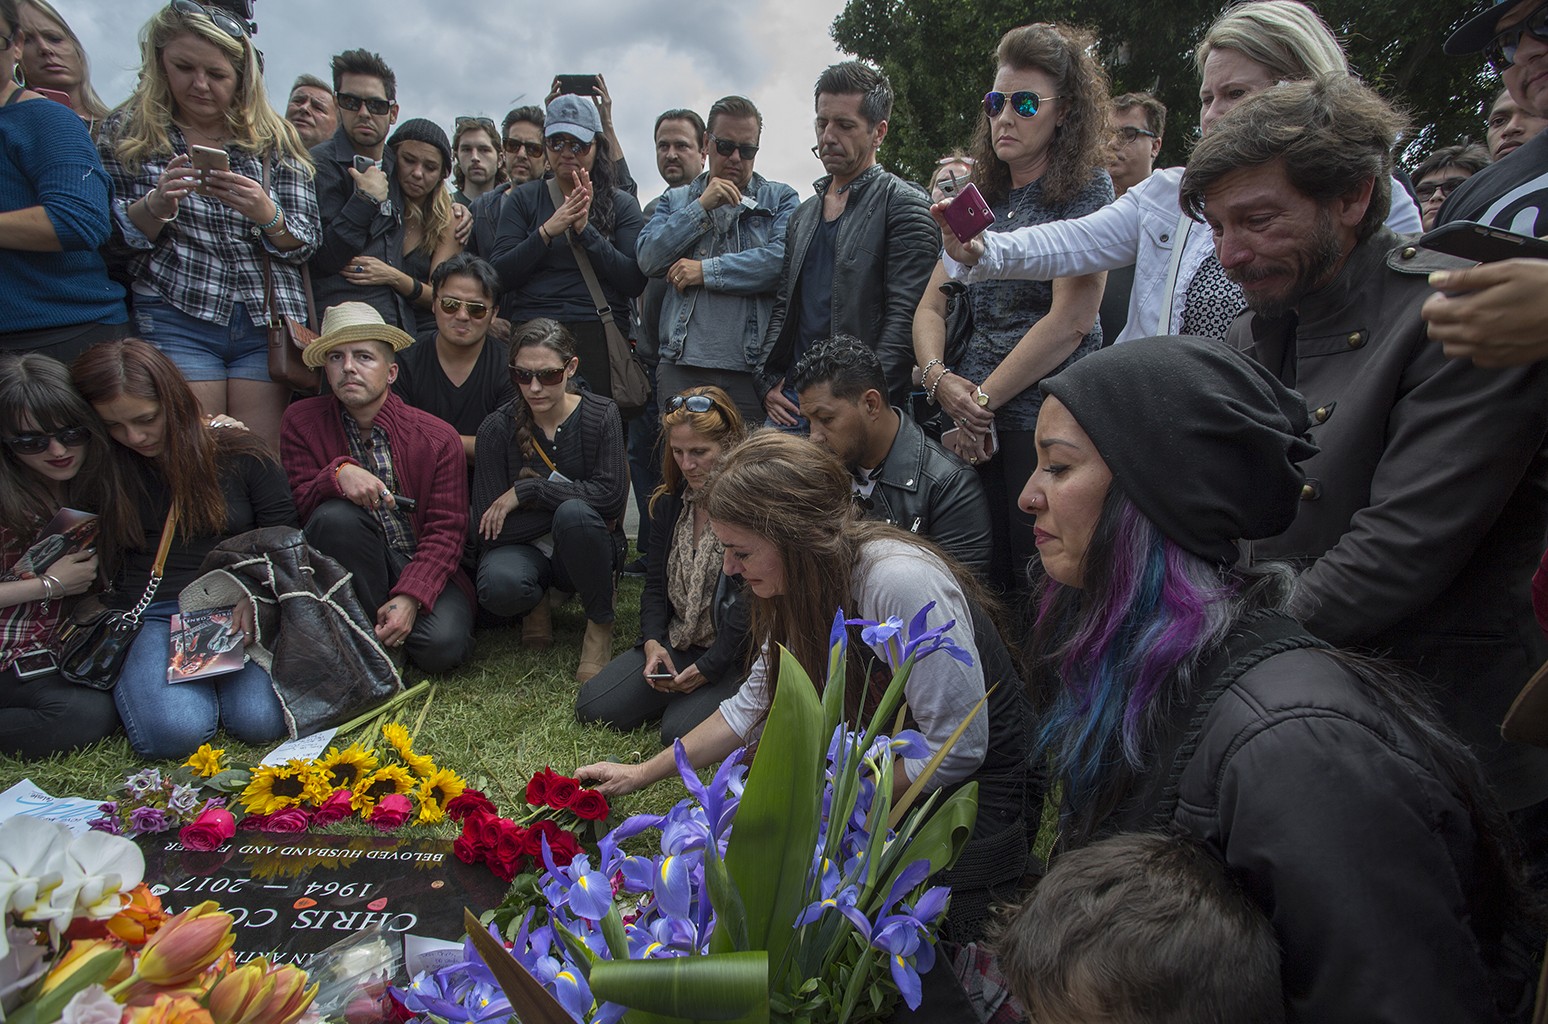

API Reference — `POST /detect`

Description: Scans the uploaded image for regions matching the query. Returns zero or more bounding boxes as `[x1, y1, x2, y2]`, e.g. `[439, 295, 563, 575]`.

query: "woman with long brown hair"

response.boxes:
[97, 1, 319, 447]
[576, 386, 750, 743]
[72, 338, 295, 758]
[578, 431, 1032, 941]
[471, 318, 628, 683]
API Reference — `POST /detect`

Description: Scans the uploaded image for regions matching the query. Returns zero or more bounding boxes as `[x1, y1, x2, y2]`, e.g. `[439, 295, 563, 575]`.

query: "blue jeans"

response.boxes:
[114, 600, 288, 759]
[132, 294, 270, 382]
[626, 363, 661, 556]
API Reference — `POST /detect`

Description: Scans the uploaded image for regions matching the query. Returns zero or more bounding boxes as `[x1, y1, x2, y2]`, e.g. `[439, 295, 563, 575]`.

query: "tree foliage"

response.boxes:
[831, 0, 1501, 184]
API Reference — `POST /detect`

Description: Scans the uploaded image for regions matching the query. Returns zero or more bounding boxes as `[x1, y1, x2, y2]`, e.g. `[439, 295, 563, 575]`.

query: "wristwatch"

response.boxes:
[974, 386, 990, 408]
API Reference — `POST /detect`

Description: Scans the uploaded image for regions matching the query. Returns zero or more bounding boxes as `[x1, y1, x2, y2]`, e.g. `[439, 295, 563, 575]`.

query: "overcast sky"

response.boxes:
[69, 0, 853, 206]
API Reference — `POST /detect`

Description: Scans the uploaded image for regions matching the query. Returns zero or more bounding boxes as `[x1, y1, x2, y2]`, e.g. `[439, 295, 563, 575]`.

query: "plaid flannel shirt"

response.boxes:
[98, 118, 320, 326]
[342, 407, 416, 557]
[0, 528, 58, 671]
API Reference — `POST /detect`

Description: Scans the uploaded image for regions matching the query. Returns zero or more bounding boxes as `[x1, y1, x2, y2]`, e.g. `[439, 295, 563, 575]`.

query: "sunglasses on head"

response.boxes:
[1486, 2, 1548, 72]
[4, 425, 91, 455]
[168, 0, 248, 39]
[335, 92, 393, 116]
[504, 138, 544, 157]
[707, 133, 759, 159]
[1111, 125, 1157, 144]
[510, 365, 567, 386]
[456, 115, 496, 133]
[546, 135, 592, 155]
[667, 394, 717, 414]
[983, 90, 1061, 119]
[437, 296, 490, 319]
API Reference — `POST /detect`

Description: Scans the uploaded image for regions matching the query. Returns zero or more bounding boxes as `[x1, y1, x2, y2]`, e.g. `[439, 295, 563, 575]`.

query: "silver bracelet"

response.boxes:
[39, 574, 63, 601]
[145, 189, 179, 223]
[926, 368, 952, 405]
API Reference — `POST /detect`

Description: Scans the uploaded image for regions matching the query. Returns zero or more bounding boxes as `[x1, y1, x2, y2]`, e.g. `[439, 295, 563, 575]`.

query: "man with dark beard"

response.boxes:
[1179, 77, 1548, 861]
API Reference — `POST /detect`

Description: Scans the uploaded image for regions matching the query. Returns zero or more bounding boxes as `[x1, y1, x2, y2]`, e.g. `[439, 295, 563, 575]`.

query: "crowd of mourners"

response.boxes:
[6, 0, 1548, 1019]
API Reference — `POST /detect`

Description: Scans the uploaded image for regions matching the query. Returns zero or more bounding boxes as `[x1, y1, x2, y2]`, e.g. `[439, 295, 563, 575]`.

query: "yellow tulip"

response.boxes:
[134, 901, 235, 987]
[124, 992, 215, 1024]
[251, 964, 317, 1024]
[207, 961, 276, 1024]
[40, 938, 127, 994]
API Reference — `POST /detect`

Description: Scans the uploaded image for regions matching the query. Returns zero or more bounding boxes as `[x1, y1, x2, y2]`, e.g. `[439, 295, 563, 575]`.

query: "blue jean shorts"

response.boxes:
[132, 293, 270, 382]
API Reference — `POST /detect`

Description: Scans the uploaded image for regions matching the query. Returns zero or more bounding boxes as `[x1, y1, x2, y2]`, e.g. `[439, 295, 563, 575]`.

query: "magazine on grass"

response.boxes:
[11, 508, 97, 579]
[169, 606, 246, 681]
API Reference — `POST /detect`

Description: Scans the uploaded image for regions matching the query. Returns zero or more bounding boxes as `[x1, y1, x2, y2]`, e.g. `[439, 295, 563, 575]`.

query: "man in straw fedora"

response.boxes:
[280, 302, 475, 673]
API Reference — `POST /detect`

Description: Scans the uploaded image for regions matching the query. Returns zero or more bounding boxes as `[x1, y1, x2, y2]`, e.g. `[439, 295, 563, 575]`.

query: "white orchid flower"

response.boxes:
[46, 830, 144, 929]
[0, 818, 69, 958]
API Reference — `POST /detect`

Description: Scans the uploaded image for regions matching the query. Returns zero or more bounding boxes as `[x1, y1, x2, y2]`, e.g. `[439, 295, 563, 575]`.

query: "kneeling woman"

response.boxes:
[73, 339, 296, 759]
[0, 354, 134, 756]
[579, 432, 1030, 941]
[473, 319, 628, 683]
[1021, 336, 1532, 1020]
[576, 386, 750, 744]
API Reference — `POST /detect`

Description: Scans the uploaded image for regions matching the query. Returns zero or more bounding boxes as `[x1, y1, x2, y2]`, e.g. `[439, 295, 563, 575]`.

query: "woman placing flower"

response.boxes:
[576, 386, 750, 744]
[578, 432, 1031, 941]
[98, 2, 320, 447]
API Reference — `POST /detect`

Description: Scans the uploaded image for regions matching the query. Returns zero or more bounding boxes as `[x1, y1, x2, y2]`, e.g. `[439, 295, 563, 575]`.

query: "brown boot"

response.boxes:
[521, 593, 552, 651]
[576, 620, 614, 683]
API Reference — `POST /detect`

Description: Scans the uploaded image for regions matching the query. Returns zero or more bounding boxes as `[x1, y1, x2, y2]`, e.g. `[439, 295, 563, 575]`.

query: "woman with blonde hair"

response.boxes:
[98, 1, 320, 448]
[14, 0, 108, 125]
[576, 386, 750, 744]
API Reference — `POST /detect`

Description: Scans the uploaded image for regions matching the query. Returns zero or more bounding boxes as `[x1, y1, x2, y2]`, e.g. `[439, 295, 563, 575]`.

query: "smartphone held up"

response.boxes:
[941, 182, 996, 244]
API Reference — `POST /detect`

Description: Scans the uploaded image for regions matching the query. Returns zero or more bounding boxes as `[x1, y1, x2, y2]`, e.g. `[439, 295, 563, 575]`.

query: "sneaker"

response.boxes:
[622, 556, 647, 577]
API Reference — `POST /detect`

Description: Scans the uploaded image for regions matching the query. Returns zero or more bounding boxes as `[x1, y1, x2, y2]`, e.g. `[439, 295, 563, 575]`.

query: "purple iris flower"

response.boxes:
[550, 963, 593, 1020]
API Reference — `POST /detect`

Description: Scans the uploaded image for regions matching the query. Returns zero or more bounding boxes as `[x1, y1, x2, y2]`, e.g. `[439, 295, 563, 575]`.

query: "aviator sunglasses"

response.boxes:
[667, 394, 716, 413]
[510, 365, 568, 387]
[4, 425, 91, 455]
[706, 133, 759, 159]
[504, 138, 544, 157]
[983, 90, 1061, 119]
[546, 135, 593, 155]
[437, 296, 490, 319]
[1486, 2, 1548, 72]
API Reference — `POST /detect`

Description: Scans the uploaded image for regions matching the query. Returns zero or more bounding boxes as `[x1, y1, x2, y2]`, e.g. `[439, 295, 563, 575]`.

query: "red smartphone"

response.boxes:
[941, 183, 996, 244]
[32, 87, 73, 108]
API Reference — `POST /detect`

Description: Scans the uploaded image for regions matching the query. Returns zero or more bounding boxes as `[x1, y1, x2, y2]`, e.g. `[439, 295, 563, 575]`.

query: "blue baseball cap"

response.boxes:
[544, 94, 603, 143]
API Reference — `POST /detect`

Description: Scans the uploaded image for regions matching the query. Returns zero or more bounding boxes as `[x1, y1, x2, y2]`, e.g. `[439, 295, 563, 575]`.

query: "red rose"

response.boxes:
[569, 789, 609, 822]
[237, 812, 270, 830]
[259, 807, 311, 833]
[178, 808, 235, 852]
[369, 793, 412, 831]
[522, 819, 562, 858]
[445, 789, 496, 822]
[312, 790, 354, 826]
[545, 776, 580, 810]
[525, 768, 560, 807]
[473, 810, 504, 850]
[547, 830, 581, 866]
[493, 822, 524, 865]
[452, 833, 481, 865]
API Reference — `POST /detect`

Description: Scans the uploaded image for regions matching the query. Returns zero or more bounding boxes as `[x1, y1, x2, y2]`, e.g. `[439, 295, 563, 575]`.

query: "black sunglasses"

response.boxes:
[456, 115, 496, 133]
[168, 0, 247, 39]
[546, 135, 593, 155]
[983, 90, 1061, 119]
[667, 394, 716, 413]
[1486, 2, 1548, 73]
[1111, 125, 1158, 144]
[706, 133, 759, 160]
[503, 138, 544, 157]
[437, 296, 490, 320]
[1414, 176, 1472, 201]
[510, 366, 567, 386]
[336, 92, 393, 116]
[4, 425, 91, 455]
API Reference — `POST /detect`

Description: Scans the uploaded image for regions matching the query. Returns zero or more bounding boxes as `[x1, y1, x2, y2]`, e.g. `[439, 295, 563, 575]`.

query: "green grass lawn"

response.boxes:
[0, 574, 694, 828]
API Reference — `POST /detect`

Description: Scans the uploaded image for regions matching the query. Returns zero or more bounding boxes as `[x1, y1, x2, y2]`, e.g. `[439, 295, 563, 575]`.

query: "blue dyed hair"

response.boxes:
[1033, 487, 1238, 822]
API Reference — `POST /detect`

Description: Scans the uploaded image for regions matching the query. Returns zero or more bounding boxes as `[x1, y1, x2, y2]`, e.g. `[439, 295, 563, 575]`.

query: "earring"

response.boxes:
[12, 63, 24, 88]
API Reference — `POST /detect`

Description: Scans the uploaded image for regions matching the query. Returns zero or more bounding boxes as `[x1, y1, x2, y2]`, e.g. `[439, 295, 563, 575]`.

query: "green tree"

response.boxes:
[831, 0, 1500, 184]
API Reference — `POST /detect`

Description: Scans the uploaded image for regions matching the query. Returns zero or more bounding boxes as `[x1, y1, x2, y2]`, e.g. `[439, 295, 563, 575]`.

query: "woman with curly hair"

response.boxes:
[488, 95, 647, 402]
[97, 1, 320, 448]
[73, 338, 294, 759]
[913, 22, 1113, 593]
[472, 319, 628, 682]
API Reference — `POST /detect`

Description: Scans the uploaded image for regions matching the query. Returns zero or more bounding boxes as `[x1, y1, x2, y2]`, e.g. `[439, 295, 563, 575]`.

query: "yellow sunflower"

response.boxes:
[352, 765, 417, 817]
[239, 759, 329, 815]
[316, 744, 378, 793]
[381, 722, 437, 777]
[183, 744, 226, 778]
[415, 767, 468, 825]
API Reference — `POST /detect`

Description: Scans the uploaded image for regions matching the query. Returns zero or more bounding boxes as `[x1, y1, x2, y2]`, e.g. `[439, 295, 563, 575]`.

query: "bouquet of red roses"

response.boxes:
[447, 768, 609, 883]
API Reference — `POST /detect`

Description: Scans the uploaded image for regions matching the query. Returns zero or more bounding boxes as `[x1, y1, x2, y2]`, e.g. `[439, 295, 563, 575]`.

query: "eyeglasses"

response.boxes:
[437, 296, 491, 319]
[983, 90, 1061, 119]
[1111, 125, 1158, 144]
[4, 425, 91, 455]
[545, 135, 593, 155]
[667, 394, 716, 413]
[504, 138, 544, 157]
[168, 0, 248, 39]
[510, 366, 568, 387]
[1486, 1, 1548, 72]
[707, 133, 759, 160]
[1414, 176, 1472, 201]
[335, 92, 393, 116]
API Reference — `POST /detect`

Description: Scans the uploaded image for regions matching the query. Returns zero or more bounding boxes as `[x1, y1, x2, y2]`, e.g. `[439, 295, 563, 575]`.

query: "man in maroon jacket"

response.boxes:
[281, 302, 474, 673]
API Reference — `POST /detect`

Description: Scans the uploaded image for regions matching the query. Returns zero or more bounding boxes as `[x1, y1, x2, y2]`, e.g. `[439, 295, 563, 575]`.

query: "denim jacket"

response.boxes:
[636, 171, 799, 368]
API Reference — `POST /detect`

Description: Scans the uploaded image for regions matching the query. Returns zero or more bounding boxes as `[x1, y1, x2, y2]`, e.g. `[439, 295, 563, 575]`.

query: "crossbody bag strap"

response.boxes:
[1154, 211, 1192, 335]
[531, 435, 559, 476]
[124, 508, 178, 626]
[260, 159, 280, 328]
[546, 177, 621, 333]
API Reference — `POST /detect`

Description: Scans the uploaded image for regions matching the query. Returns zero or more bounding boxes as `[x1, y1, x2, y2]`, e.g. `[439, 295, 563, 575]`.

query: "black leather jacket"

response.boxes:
[307, 129, 412, 327]
[757, 164, 939, 407]
[859, 412, 992, 579]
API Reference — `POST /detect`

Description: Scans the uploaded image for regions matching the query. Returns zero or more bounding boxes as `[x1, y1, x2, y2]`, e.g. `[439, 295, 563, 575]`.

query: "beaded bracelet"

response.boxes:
[259, 205, 284, 234]
[919, 358, 944, 388]
[926, 368, 952, 405]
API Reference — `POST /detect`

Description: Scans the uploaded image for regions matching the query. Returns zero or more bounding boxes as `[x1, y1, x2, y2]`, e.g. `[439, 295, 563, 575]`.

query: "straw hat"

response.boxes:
[303, 302, 416, 368]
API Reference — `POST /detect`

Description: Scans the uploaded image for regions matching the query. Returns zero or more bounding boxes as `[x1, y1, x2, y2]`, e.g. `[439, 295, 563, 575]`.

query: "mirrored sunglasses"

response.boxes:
[1485, 2, 1548, 73]
[437, 296, 490, 319]
[983, 90, 1060, 119]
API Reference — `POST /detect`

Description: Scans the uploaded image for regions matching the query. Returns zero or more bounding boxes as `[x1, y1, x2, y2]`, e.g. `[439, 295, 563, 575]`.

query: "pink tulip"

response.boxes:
[135, 902, 235, 987]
